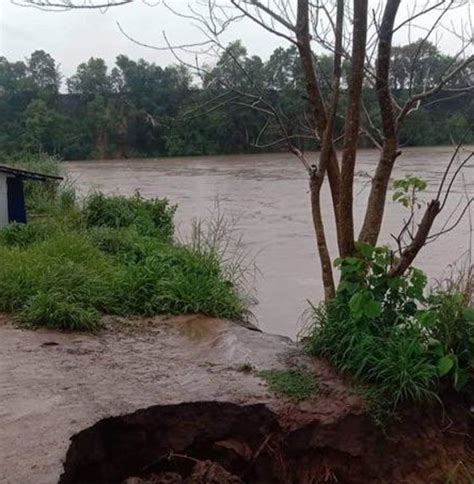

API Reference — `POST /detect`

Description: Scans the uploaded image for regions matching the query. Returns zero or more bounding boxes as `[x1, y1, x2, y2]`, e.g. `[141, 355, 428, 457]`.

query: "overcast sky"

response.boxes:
[1, 0, 472, 81]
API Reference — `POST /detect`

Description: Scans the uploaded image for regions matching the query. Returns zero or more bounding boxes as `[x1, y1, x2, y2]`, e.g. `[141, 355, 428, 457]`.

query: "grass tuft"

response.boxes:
[259, 368, 318, 401]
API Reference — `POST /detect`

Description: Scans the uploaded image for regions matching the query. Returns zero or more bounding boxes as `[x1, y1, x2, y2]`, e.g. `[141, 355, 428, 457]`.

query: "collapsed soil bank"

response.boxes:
[0, 314, 472, 483]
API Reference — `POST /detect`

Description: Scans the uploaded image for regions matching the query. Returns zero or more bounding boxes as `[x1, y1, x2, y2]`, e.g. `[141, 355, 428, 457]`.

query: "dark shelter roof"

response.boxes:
[0, 165, 63, 182]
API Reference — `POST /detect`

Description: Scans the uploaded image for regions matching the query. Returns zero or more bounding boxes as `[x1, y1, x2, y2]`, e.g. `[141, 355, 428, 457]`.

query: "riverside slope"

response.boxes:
[0, 314, 471, 483]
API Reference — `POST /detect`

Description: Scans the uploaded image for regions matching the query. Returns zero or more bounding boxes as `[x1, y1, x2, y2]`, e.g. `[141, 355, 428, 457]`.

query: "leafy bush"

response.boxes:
[305, 242, 473, 410]
[84, 192, 176, 240]
[4, 152, 61, 178]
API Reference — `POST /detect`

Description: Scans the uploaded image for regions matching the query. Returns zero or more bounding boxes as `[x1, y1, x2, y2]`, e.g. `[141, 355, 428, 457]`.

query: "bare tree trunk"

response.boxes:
[359, 139, 400, 245]
[304, 0, 344, 300]
[296, 0, 342, 252]
[310, 174, 336, 299]
[359, 0, 401, 246]
[339, 0, 368, 257]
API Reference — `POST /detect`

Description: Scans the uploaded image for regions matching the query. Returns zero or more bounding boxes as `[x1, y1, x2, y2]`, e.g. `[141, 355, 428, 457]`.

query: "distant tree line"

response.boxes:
[0, 41, 472, 160]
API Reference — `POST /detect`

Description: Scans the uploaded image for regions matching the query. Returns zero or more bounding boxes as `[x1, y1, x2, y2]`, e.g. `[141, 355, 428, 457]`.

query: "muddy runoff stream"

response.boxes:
[66, 146, 474, 338]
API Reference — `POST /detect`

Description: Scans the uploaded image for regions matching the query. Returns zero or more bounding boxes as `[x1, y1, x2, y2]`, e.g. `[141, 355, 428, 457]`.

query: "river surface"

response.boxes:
[66, 146, 473, 338]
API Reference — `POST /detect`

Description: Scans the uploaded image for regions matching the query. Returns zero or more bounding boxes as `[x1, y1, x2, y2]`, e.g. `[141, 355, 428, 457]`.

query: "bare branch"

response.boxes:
[14, 0, 133, 9]
[397, 55, 474, 128]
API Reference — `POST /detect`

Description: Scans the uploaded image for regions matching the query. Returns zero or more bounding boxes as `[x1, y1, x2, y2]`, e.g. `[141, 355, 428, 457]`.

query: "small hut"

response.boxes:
[0, 165, 63, 227]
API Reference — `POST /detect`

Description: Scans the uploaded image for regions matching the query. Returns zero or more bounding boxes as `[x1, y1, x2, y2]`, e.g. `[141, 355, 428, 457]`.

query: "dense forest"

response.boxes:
[0, 40, 472, 160]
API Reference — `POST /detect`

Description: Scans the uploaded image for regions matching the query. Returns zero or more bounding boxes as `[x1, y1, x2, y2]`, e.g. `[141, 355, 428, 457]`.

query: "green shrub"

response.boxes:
[305, 242, 473, 411]
[259, 368, 318, 401]
[0, 246, 44, 311]
[84, 192, 176, 240]
[4, 152, 61, 178]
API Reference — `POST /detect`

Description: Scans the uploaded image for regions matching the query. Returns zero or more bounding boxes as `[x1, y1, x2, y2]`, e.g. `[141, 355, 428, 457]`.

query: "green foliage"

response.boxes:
[0, 156, 249, 331]
[424, 290, 474, 391]
[22, 292, 101, 331]
[84, 192, 176, 240]
[0, 221, 56, 248]
[259, 368, 318, 401]
[306, 243, 474, 412]
[1, 41, 472, 160]
[110, 245, 246, 320]
[393, 175, 427, 209]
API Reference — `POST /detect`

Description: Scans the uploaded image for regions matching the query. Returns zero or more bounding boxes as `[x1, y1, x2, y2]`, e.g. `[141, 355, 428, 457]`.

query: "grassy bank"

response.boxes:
[0, 154, 249, 330]
[304, 243, 474, 414]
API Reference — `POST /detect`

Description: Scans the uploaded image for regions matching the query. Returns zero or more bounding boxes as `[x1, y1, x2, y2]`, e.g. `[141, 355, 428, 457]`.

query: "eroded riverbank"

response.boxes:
[1, 314, 471, 483]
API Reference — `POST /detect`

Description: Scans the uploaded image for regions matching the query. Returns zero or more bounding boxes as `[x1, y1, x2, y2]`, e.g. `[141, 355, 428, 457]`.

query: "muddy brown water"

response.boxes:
[65, 146, 474, 338]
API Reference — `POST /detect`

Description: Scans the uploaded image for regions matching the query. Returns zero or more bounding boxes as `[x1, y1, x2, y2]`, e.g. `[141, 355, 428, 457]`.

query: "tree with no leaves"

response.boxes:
[17, 0, 474, 299]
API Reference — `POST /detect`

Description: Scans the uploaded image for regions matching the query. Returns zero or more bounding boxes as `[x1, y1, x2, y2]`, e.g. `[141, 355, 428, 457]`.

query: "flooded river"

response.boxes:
[66, 146, 473, 338]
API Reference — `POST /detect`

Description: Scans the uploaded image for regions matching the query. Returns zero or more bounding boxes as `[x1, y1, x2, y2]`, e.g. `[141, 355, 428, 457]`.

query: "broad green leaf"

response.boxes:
[349, 291, 381, 319]
[365, 299, 382, 318]
[338, 280, 359, 295]
[463, 307, 474, 322]
[356, 241, 374, 259]
[349, 291, 365, 317]
[417, 310, 436, 328]
[437, 355, 454, 377]
[428, 340, 444, 357]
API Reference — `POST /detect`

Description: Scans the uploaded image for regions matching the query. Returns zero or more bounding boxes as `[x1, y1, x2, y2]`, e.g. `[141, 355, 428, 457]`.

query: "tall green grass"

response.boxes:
[0, 154, 249, 330]
[304, 243, 474, 412]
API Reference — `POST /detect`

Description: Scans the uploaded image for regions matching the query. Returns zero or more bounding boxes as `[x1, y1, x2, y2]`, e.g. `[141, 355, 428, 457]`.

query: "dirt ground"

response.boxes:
[0, 314, 471, 484]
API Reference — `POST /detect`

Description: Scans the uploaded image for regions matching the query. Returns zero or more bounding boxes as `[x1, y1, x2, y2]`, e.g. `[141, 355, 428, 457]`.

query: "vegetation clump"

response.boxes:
[0, 155, 249, 331]
[0, 43, 472, 161]
[259, 368, 318, 401]
[84, 192, 176, 240]
[305, 243, 474, 411]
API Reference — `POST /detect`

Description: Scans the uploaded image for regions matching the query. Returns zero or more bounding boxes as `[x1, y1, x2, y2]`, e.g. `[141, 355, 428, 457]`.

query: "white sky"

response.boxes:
[1, 0, 472, 81]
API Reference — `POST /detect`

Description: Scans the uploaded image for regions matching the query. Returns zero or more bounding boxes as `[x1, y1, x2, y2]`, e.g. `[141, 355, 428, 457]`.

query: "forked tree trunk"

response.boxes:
[359, 139, 400, 245]
[295, 0, 341, 296]
[339, 0, 368, 257]
[296, 0, 343, 258]
[359, 0, 401, 247]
